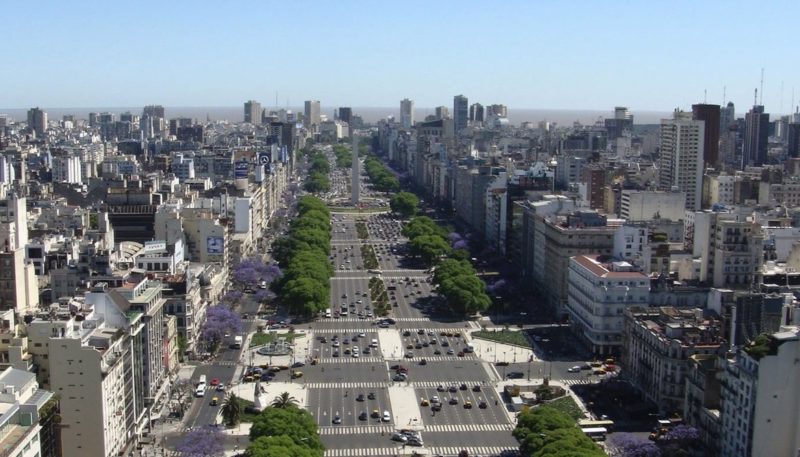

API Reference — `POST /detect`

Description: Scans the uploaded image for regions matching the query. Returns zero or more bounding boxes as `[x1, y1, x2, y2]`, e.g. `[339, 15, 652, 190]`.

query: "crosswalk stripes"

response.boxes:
[429, 446, 519, 457]
[319, 356, 383, 364]
[318, 317, 434, 323]
[559, 378, 593, 386]
[318, 424, 393, 435]
[306, 380, 491, 389]
[313, 327, 468, 334]
[322, 448, 399, 457]
[424, 423, 513, 432]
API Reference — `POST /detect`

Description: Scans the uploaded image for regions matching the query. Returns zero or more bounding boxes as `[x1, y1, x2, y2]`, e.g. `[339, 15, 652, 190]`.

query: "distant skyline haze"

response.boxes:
[3, 0, 799, 115]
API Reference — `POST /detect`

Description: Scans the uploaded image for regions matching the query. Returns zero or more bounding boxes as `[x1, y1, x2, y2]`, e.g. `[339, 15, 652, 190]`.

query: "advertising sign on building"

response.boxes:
[234, 161, 249, 179]
[144, 240, 167, 253]
[207, 236, 224, 254]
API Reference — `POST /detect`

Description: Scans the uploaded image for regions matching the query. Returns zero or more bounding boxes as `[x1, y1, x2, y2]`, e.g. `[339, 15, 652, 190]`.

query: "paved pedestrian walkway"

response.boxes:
[386, 384, 423, 430]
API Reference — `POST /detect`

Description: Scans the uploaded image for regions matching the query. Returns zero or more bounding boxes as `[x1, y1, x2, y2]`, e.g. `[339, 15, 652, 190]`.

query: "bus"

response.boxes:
[581, 427, 608, 441]
[578, 419, 615, 432]
[232, 335, 243, 349]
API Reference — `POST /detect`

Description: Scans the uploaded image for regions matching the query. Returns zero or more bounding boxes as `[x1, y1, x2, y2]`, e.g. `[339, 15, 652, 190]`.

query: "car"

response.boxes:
[437, 385, 445, 392]
[396, 366, 409, 373]
[415, 343, 422, 349]
[352, 350, 360, 358]
[460, 383, 468, 391]
[356, 393, 365, 402]
[479, 400, 488, 409]
[291, 370, 303, 379]
[359, 411, 368, 421]
[472, 385, 481, 392]
[419, 359, 427, 365]
[458, 351, 465, 357]
[448, 386, 457, 393]
[431, 402, 442, 411]
[210, 378, 220, 386]
[464, 401, 473, 409]
[216, 383, 226, 392]
[371, 409, 380, 418]
[368, 392, 376, 400]
[507, 372, 524, 379]
[406, 343, 413, 350]
[407, 438, 424, 447]
[393, 373, 408, 381]
[447, 348, 455, 355]
[420, 398, 430, 406]
[332, 414, 342, 425]
[210, 396, 219, 406]
[433, 348, 442, 355]
[363, 346, 371, 354]
[441, 340, 449, 347]
[402, 330, 411, 337]
[358, 332, 366, 338]
[391, 433, 408, 443]
[292, 361, 306, 368]
[568, 365, 582, 373]
[378, 322, 390, 328]
[495, 361, 510, 367]
[344, 348, 351, 355]
[404, 351, 414, 358]
[382, 411, 391, 422]
[320, 337, 328, 343]
[343, 338, 350, 345]
[449, 397, 458, 405]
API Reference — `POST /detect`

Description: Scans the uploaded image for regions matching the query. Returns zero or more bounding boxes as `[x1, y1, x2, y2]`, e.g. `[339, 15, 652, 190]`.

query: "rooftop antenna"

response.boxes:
[754, 88, 758, 107]
[704, 89, 707, 104]
[723, 86, 726, 105]
[759, 68, 764, 105]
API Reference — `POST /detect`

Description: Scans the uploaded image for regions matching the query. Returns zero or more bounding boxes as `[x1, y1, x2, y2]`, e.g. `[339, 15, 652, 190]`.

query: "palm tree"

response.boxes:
[271, 391, 298, 408]
[221, 393, 242, 426]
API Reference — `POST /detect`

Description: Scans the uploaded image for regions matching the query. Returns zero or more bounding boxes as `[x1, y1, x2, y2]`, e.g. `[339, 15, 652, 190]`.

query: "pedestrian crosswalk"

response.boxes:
[424, 423, 513, 432]
[314, 327, 468, 334]
[391, 355, 479, 363]
[319, 425, 393, 435]
[319, 356, 383, 364]
[430, 446, 519, 457]
[306, 380, 491, 389]
[322, 446, 519, 457]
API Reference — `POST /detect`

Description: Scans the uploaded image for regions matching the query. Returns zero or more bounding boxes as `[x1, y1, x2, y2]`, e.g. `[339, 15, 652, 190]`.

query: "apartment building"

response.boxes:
[566, 255, 649, 356]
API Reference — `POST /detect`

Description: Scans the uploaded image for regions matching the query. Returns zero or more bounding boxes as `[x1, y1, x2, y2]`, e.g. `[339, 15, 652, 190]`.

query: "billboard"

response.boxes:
[258, 152, 271, 166]
[207, 236, 224, 254]
[234, 161, 249, 179]
[144, 240, 166, 253]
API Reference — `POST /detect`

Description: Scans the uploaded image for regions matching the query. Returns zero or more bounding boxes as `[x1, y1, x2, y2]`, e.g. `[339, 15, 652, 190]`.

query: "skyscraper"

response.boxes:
[692, 103, 721, 167]
[469, 103, 484, 123]
[26, 107, 47, 137]
[787, 123, 800, 158]
[142, 105, 165, 119]
[244, 100, 262, 124]
[453, 95, 469, 132]
[400, 99, 414, 129]
[744, 105, 769, 167]
[338, 107, 352, 125]
[658, 110, 705, 211]
[720, 101, 735, 131]
[304, 100, 321, 129]
[435, 106, 449, 120]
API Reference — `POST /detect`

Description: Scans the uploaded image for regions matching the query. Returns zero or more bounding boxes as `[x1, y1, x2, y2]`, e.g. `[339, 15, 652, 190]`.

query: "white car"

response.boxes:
[382, 411, 391, 422]
[567, 366, 581, 373]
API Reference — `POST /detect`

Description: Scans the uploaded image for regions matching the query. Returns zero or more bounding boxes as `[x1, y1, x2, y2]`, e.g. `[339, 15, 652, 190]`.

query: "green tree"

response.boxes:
[271, 392, 299, 408]
[221, 392, 242, 427]
[248, 435, 322, 457]
[390, 192, 420, 218]
[410, 234, 452, 265]
[281, 277, 328, 315]
[249, 407, 324, 451]
[513, 406, 604, 457]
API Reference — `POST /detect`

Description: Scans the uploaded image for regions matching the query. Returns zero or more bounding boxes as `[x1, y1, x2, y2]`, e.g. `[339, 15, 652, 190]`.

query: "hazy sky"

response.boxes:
[4, 1, 799, 113]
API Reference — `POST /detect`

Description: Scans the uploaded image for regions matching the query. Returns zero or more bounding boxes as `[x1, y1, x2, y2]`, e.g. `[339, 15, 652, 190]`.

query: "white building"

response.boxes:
[484, 172, 508, 254]
[620, 189, 686, 222]
[707, 173, 735, 206]
[720, 326, 800, 457]
[52, 155, 83, 185]
[0, 367, 53, 457]
[658, 111, 705, 211]
[172, 153, 196, 181]
[567, 255, 650, 355]
[690, 211, 763, 288]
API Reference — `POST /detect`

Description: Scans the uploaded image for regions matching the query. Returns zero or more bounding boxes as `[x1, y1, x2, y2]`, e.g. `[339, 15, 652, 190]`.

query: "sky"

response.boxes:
[4, 0, 800, 114]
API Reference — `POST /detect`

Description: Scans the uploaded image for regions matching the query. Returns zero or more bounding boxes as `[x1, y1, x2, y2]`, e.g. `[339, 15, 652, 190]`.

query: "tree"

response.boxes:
[221, 392, 243, 427]
[390, 192, 420, 218]
[248, 435, 322, 457]
[513, 406, 605, 457]
[607, 433, 662, 457]
[176, 425, 225, 457]
[271, 392, 299, 408]
[410, 234, 452, 265]
[249, 407, 323, 451]
[200, 305, 242, 350]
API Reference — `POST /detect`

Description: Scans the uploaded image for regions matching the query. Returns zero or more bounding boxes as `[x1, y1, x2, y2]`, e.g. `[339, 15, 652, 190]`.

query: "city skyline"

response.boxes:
[4, 1, 800, 112]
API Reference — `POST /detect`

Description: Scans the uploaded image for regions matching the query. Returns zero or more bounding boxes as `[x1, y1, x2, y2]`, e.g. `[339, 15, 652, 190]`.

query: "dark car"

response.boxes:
[472, 385, 481, 392]
[359, 411, 368, 421]
[419, 359, 427, 366]
[460, 383, 468, 391]
[356, 393, 365, 402]
[367, 392, 376, 400]
[507, 372, 524, 379]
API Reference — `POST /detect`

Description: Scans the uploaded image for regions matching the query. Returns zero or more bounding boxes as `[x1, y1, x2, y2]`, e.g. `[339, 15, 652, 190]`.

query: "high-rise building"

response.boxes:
[244, 100, 262, 124]
[720, 101, 735, 131]
[400, 99, 414, 129]
[744, 105, 770, 167]
[469, 103, 484, 123]
[692, 103, 721, 167]
[787, 123, 800, 158]
[26, 107, 47, 136]
[88, 112, 98, 127]
[142, 104, 165, 119]
[453, 95, 469, 132]
[604, 106, 633, 140]
[304, 100, 321, 129]
[658, 110, 705, 211]
[435, 106, 449, 120]
[337, 107, 352, 125]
